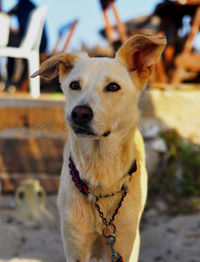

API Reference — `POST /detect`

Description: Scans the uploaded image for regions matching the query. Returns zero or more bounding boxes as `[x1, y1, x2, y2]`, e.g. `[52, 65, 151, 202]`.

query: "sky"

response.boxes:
[3, 0, 161, 52]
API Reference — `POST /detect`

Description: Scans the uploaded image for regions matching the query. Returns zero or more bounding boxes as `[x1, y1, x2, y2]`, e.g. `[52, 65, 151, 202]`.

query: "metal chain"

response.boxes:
[97, 189, 124, 199]
[109, 189, 127, 224]
[94, 188, 127, 261]
[94, 188, 127, 226]
[94, 202, 108, 225]
[88, 187, 124, 200]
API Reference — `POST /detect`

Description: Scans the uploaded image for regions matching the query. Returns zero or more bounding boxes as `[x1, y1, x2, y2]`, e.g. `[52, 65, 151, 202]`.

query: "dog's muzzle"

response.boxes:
[69, 105, 95, 136]
[69, 105, 111, 137]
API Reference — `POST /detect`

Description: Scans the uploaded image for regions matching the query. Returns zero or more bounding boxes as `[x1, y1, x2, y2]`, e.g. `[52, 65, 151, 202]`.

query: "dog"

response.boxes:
[32, 34, 166, 262]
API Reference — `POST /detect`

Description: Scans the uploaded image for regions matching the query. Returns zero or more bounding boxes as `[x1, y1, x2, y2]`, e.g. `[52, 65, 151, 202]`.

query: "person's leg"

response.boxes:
[5, 32, 21, 90]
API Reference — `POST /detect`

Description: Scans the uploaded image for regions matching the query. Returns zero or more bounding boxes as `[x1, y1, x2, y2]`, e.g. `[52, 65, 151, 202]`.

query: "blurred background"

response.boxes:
[0, 1, 200, 262]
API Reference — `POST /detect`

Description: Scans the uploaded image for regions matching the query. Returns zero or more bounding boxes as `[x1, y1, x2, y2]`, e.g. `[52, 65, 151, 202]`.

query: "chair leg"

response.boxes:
[28, 54, 40, 98]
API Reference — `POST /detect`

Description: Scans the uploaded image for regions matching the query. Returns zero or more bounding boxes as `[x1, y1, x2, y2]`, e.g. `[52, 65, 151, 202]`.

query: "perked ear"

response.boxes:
[116, 34, 167, 87]
[31, 53, 78, 80]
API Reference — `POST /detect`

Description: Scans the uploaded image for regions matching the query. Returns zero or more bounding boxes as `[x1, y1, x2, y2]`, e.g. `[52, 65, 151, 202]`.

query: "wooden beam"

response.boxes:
[109, 1, 128, 43]
[61, 19, 79, 53]
[102, 9, 115, 44]
[0, 138, 65, 193]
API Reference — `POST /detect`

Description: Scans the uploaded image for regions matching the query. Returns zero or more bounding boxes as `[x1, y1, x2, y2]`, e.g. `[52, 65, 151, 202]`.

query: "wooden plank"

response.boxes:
[0, 173, 60, 194]
[0, 138, 65, 193]
[0, 138, 65, 173]
[0, 94, 67, 193]
[0, 107, 67, 135]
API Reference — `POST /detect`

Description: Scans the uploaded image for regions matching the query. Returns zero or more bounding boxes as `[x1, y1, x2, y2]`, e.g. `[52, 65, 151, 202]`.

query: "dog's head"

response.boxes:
[32, 35, 166, 139]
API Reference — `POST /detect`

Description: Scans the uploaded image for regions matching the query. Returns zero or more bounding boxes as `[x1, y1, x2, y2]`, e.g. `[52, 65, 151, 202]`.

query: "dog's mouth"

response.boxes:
[72, 125, 96, 136]
[67, 116, 111, 138]
[67, 120, 96, 137]
[67, 119, 110, 138]
[72, 127, 111, 138]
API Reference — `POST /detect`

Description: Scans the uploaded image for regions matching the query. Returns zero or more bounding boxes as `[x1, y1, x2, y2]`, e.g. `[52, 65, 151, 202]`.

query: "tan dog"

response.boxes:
[32, 34, 166, 262]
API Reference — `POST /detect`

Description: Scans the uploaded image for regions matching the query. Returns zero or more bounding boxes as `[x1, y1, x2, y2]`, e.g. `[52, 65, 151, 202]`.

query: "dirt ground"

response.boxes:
[0, 196, 199, 262]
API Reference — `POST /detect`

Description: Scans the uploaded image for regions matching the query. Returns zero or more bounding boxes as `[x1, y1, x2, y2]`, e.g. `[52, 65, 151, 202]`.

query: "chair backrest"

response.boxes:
[0, 12, 10, 47]
[20, 5, 47, 51]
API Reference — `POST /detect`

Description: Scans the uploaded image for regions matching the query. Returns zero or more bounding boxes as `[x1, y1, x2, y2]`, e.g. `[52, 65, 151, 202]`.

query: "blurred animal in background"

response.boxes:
[15, 178, 46, 218]
[32, 34, 166, 261]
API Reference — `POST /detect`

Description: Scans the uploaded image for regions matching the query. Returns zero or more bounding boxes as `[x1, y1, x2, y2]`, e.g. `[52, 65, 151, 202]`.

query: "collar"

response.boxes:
[68, 154, 137, 198]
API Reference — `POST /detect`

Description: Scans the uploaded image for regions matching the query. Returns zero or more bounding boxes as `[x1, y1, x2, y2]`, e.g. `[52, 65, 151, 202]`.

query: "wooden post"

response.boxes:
[109, 1, 128, 43]
[52, 19, 79, 55]
[61, 19, 79, 53]
[51, 36, 62, 56]
[101, 7, 115, 44]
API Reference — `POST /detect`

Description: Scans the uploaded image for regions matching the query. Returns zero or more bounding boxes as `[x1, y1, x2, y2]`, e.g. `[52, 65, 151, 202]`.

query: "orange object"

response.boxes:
[52, 19, 79, 55]
[99, 0, 128, 44]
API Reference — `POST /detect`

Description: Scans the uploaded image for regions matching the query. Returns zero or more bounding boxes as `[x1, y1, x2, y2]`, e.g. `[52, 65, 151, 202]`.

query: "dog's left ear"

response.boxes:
[31, 53, 78, 81]
[116, 34, 166, 88]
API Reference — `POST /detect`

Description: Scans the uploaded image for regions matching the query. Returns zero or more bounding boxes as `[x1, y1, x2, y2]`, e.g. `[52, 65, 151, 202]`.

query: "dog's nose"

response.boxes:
[71, 105, 93, 125]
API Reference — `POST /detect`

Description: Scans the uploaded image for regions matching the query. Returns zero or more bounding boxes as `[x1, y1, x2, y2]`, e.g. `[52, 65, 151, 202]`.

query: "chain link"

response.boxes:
[109, 189, 127, 224]
[94, 188, 127, 261]
[94, 188, 127, 227]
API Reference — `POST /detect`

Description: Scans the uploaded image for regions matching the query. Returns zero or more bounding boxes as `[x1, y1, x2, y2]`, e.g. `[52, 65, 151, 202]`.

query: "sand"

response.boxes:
[0, 196, 199, 262]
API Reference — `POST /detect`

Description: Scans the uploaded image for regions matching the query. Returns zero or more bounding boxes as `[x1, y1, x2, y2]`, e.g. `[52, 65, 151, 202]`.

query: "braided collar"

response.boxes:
[68, 154, 137, 197]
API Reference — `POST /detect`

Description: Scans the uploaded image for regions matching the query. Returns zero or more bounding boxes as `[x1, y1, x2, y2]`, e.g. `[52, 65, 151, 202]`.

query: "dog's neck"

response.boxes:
[68, 126, 137, 190]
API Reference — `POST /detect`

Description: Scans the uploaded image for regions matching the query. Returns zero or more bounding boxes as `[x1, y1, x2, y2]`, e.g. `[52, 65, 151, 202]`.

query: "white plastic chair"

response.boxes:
[0, 12, 10, 47]
[0, 6, 47, 98]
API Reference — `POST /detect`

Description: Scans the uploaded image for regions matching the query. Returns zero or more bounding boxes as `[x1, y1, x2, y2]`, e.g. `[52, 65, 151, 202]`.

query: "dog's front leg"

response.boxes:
[61, 217, 111, 262]
[87, 235, 111, 262]
[60, 216, 90, 262]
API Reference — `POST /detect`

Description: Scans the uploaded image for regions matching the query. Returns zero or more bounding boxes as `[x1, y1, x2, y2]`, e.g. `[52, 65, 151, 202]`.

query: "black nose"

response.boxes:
[71, 105, 93, 125]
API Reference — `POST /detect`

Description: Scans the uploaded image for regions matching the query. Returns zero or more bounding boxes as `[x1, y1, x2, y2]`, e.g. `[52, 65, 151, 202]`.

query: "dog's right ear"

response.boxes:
[116, 34, 166, 88]
[31, 53, 78, 81]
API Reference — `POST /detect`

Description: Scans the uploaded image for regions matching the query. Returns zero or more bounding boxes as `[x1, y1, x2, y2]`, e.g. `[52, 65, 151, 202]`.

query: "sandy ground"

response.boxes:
[0, 196, 199, 262]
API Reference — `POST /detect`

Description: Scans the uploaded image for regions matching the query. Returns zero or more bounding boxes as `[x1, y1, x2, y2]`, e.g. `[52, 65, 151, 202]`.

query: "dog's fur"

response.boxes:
[33, 35, 166, 262]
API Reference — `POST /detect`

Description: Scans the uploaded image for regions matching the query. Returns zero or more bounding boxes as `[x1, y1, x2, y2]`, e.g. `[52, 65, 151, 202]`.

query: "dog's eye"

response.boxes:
[105, 82, 121, 92]
[69, 81, 81, 90]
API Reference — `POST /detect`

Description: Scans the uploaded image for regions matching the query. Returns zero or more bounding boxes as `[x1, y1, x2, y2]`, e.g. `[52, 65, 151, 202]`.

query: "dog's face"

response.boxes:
[33, 35, 166, 139]
[61, 55, 141, 138]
